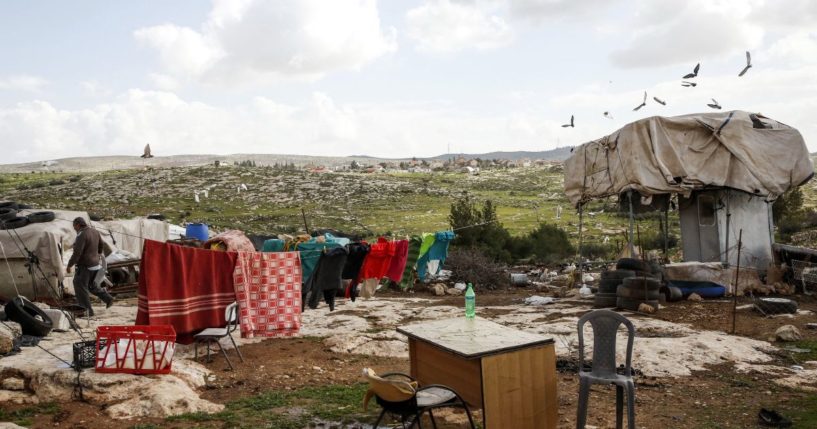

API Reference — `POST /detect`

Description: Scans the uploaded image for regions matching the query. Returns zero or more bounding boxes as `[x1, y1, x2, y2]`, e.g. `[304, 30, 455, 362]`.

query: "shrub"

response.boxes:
[445, 247, 509, 290]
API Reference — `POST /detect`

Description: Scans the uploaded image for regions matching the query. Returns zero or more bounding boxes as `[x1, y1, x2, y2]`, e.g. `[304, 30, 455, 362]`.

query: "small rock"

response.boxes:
[805, 323, 817, 330]
[446, 288, 462, 296]
[638, 303, 656, 314]
[432, 284, 446, 296]
[688, 293, 703, 302]
[312, 366, 323, 372]
[790, 365, 804, 371]
[1, 377, 25, 391]
[775, 325, 802, 342]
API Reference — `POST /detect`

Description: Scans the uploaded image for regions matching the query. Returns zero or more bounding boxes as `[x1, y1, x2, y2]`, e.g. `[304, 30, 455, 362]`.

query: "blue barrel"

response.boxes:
[185, 223, 209, 241]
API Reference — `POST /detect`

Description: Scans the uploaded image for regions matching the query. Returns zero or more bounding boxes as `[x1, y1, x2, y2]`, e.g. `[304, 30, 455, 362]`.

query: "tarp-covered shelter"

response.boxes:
[564, 111, 814, 270]
[0, 210, 168, 300]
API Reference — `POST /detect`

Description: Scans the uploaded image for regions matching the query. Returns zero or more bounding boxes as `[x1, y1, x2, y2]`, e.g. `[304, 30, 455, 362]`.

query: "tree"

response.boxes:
[351, 160, 361, 170]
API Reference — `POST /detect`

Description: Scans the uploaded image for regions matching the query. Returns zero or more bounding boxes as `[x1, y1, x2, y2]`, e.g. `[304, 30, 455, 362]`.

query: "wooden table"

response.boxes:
[397, 317, 557, 428]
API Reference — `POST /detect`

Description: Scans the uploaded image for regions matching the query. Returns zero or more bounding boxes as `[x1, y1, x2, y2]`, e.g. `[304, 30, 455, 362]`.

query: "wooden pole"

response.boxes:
[301, 208, 310, 235]
[732, 229, 743, 334]
[628, 190, 635, 256]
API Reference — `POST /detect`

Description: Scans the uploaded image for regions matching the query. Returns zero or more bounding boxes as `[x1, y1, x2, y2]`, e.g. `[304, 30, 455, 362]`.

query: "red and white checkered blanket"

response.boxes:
[233, 251, 302, 338]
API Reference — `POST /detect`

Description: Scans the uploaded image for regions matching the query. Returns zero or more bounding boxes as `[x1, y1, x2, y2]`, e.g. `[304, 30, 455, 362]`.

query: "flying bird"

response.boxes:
[633, 91, 647, 111]
[707, 98, 722, 110]
[683, 63, 700, 79]
[141, 144, 154, 158]
[603, 111, 614, 120]
[681, 81, 697, 87]
[561, 115, 574, 128]
[738, 51, 752, 76]
[653, 96, 666, 106]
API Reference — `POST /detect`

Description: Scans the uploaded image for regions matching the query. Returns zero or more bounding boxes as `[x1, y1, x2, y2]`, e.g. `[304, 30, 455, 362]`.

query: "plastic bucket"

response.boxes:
[510, 273, 529, 285]
[185, 223, 209, 241]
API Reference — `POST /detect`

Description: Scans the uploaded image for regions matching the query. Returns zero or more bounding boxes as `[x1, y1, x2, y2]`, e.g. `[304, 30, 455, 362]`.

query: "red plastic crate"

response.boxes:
[95, 325, 176, 374]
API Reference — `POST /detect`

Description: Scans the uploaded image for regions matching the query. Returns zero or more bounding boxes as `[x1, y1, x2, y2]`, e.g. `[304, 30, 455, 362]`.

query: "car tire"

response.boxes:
[0, 207, 17, 221]
[0, 201, 17, 210]
[594, 293, 618, 308]
[661, 285, 683, 302]
[601, 269, 636, 281]
[598, 279, 622, 294]
[617, 285, 661, 300]
[616, 258, 651, 272]
[755, 297, 798, 315]
[27, 211, 55, 223]
[1, 217, 29, 230]
[622, 277, 661, 290]
[4, 297, 53, 337]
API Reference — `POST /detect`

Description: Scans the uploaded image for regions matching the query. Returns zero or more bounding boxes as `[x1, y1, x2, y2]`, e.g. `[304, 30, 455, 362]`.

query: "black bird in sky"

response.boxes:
[562, 115, 574, 128]
[681, 81, 697, 87]
[683, 63, 700, 79]
[707, 98, 722, 110]
[653, 96, 666, 105]
[603, 111, 614, 119]
[633, 91, 647, 111]
[738, 51, 752, 76]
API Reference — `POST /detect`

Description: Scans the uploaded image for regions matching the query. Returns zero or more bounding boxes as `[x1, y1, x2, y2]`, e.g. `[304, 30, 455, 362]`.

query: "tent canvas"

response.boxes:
[0, 210, 169, 300]
[563, 111, 813, 207]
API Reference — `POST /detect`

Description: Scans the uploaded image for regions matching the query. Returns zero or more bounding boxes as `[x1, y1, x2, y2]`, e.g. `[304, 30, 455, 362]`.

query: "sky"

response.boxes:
[1, 0, 816, 164]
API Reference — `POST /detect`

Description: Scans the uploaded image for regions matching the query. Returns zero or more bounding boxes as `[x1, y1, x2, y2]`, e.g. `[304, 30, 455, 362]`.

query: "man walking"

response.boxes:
[66, 217, 113, 316]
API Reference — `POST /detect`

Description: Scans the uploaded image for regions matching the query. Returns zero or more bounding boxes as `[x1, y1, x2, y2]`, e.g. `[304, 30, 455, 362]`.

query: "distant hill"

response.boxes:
[0, 147, 573, 173]
[425, 147, 573, 162]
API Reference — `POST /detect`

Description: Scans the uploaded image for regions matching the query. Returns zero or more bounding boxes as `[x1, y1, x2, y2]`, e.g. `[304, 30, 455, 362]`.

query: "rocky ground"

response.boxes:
[2, 286, 816, 428]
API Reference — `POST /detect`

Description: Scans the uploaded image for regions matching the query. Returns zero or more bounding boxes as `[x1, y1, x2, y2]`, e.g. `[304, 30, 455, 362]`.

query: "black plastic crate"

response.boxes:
[72, 339, 105, 369]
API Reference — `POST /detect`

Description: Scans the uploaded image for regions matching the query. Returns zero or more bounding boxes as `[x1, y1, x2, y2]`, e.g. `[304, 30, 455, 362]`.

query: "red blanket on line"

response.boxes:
[233, 251, 302, 338]
[136, 240, 238, 344]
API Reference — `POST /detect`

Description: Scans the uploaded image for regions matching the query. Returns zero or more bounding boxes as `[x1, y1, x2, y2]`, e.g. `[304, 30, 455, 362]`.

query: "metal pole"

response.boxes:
[725, 190, 731, 267]
[732, 229, 743, 334]
[663, 205, 669, 261]
[301, 208, 310, 235]
[578, 202, 584, 287]
[628, 190, 635, 256]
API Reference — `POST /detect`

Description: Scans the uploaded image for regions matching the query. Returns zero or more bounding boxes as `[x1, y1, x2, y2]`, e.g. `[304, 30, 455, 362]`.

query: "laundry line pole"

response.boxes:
[301, 208, 310, 235]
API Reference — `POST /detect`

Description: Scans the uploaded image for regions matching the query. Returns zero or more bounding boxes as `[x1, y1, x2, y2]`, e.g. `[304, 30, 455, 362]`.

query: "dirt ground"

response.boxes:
[4, 288, 817, 429]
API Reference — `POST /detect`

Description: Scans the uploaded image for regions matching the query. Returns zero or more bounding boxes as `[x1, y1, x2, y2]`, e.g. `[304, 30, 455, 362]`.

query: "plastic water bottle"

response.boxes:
[465, 283, 476, 319]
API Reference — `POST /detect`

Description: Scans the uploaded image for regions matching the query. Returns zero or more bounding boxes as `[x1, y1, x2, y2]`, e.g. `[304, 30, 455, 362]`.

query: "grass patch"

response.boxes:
[786, 394, 817, 429]
[789, 340, 817, 362]
[167, 383, 374, 428]
[0, 402, 60, 426]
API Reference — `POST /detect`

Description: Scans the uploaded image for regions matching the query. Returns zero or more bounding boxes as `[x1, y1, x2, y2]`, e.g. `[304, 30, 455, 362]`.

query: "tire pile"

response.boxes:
[595, 257, 664, 312]
[0, 201, 54, 230]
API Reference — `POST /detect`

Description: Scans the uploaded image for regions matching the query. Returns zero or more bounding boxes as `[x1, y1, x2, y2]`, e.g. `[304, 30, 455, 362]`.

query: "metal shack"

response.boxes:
[563, 111, 814, 271]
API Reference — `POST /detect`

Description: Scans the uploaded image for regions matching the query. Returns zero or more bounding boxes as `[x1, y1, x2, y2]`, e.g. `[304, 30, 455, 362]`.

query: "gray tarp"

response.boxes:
[563, 111, 814, 206]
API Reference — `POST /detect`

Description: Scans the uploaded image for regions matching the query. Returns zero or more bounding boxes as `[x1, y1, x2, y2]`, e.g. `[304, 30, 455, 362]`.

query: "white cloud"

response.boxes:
[610, 0, 764, 68]
[80, 80, 113, 98]
[406, 0, 513, 53]
[508, 0, 617, 22]
[0, 75, 49, 92]
[134, 0, 397, 86]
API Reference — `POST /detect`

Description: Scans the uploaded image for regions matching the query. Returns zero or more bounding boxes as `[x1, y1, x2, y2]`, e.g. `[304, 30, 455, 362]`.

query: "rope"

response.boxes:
[3, 229, 86, 340]
[0, 241, 21, 296]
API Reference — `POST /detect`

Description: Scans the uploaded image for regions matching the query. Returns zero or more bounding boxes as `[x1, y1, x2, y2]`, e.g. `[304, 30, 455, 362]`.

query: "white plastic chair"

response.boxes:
[193, 302, 244, 370]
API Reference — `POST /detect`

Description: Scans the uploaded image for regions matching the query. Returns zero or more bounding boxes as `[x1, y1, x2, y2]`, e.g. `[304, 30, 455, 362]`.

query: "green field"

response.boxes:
[5, 163, 812, 254]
